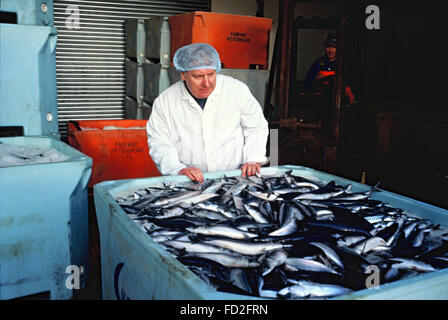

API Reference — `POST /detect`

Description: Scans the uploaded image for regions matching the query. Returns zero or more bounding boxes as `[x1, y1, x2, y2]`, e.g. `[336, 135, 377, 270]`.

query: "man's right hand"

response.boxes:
[178, 166, 204, 183]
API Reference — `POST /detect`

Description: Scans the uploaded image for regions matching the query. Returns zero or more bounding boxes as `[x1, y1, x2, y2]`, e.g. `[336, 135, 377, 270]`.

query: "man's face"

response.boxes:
[181, 69, 217, 99]
[325, 46, 337, 61]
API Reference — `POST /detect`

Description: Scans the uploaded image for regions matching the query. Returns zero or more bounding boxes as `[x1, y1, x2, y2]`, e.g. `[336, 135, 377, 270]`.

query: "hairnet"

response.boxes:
[173, 43, 221, 73]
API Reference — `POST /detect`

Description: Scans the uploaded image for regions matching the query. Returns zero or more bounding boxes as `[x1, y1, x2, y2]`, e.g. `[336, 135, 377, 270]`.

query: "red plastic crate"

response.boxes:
[169, 11, 272, 70]
[67, 120, 161, 188]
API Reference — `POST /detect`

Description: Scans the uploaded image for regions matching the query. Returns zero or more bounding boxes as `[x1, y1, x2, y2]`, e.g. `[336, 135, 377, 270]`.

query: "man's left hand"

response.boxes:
[241, 162, 261, 178]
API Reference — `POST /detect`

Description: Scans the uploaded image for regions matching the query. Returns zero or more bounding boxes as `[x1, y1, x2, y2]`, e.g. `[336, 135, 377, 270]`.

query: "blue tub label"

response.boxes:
[114, 262, 131, 300]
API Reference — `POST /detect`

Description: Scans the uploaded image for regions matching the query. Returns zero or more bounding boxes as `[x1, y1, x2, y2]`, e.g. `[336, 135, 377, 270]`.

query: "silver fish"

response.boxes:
[292, 190, 344, 201]
[229, 269, 254, 294]
[292, 184, 350, 201]
[279, 280, 352, 299]
[148, 229, 181, 238]
[331, 182, 380, 201]
[235, 222, 274, 233]
[196, 202, 237, 219]
[177, 193, 220, 206]
[285, 257, 339, 274]
[384, 266, 400, 281]
[315, 209, 334, 218]
[204, 238, 289, 256]
[294, 202, 314, 218]
[403, 222, 418, 238]
[386, 216, 407, 246]
[201, 181, 224, 194]
[259, 289, 279, 299]
[186, 225, 258, 240]
[244, 204, 269, 224]
[247, 175, 264, 187]
[412, 229, 427, 248]
[290, 204, 306, 221]
[260, 250, 288, 276]
[224, 182, 248, 197]
[187, 252, 260, 268]
[389, 258, 436, 273]
[353, 237, 390, 255]
[310, 242, 344, 269]
[232, 196, 245, 211]
[141, 222, 159, 233]
[293, 181, 320, 190]
[189, 209, 229, 222]
[157, 206, 185, 219]
[268, 219, 298, 237]
[247, 190, 280, 202]
[162, 240, 235, 254]
[151, 235, 175, 243]
[268, 205, 298, 237]
[272, 188, 314, 195]
[151, 190, 202, 207]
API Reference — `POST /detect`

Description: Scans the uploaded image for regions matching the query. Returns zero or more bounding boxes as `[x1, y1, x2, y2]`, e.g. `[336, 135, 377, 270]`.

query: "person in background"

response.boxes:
[146, 43, 269, 183]
[303, 33, 337, 95]
[302, 33, 355, 106]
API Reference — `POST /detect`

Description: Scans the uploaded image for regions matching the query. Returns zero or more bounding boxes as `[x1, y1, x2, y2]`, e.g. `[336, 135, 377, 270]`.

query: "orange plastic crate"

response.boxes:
[67, 120, 161, 188]
[169, 11, 272, 70]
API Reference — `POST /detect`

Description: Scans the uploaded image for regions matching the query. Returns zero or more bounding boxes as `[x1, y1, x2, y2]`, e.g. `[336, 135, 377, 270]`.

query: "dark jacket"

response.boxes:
[303, 55, 336, 92]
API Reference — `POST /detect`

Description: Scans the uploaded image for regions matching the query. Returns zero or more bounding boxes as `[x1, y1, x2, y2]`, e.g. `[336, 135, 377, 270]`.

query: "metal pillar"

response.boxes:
[276, 0, 294, 120]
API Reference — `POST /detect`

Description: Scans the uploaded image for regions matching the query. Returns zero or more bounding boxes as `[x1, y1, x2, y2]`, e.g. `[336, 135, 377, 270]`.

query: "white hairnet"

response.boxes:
[173, 43, 221, 73]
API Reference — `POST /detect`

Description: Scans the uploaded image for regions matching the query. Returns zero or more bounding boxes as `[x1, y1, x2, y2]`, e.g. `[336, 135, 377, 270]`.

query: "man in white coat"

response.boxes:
[146, 43, 269, 182]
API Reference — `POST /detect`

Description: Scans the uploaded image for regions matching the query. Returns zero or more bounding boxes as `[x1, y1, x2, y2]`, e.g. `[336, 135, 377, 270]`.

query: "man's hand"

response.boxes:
[241, 162, 261, 178]
[178, 166, 204, 183]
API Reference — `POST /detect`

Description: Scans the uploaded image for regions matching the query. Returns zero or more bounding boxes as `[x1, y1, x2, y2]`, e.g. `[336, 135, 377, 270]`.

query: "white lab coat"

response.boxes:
[146, 74, 269, 175]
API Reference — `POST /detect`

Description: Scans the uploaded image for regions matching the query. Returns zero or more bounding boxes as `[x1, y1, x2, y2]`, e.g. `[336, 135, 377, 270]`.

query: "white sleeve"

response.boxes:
[146, 99, 186, 175]
[239, 83, 269, 164]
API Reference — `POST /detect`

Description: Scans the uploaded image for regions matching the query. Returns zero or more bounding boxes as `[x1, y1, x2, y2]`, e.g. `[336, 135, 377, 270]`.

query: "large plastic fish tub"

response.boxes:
[0, 23, 59, 138]
[0, 136, 92, 299]
[93, 165, 448, 300]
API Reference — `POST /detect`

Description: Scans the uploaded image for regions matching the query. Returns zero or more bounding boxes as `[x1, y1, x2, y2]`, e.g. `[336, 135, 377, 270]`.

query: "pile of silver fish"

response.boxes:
[0, 141, 69, 167]
[115, 170, 448, 299]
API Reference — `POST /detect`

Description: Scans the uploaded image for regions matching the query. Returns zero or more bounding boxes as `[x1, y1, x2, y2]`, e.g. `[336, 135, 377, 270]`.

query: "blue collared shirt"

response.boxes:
[184, 81, 207, 109]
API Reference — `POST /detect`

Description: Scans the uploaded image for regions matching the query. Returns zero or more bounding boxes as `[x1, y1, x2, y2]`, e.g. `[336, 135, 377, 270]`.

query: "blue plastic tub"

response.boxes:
[0, 0, 54, 26]
[0, 136, 92, 300]
[93, 165, 448, 300]
[0, 23, 58, 138]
